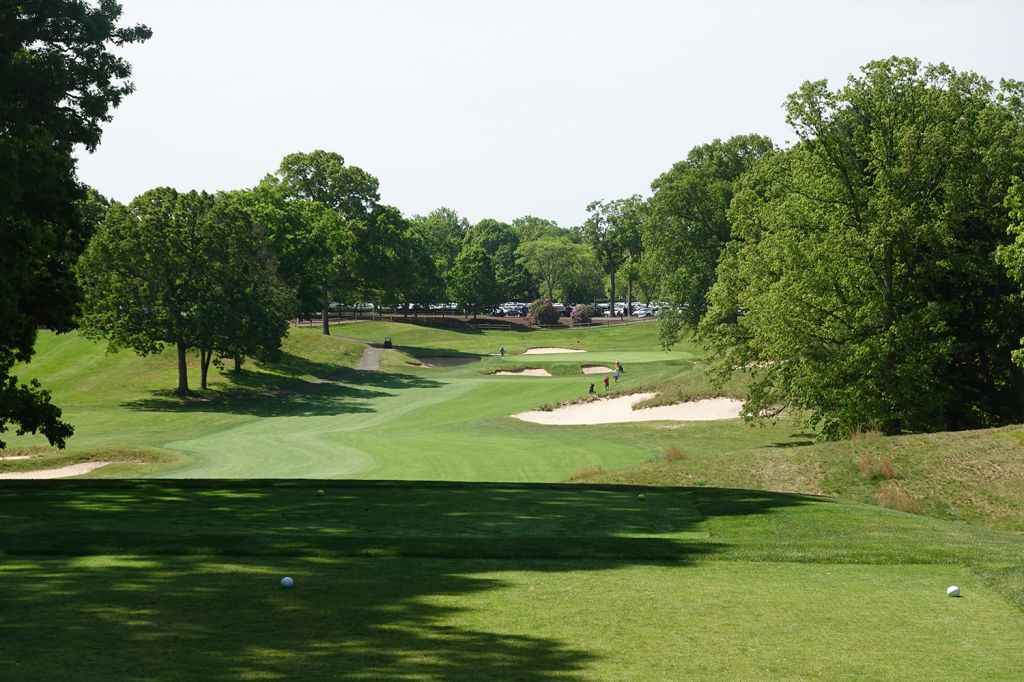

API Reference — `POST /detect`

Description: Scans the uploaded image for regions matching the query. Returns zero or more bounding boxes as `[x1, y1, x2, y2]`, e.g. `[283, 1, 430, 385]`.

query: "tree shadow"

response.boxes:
[767, 432, 818, 448]
[395, 345, 483, 360]
[120, 371, 444, 418]
[0, 480, 817, 680]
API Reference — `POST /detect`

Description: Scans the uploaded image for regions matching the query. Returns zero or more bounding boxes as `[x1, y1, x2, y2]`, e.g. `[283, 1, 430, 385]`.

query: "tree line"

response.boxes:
[4, 1, 1024, 447]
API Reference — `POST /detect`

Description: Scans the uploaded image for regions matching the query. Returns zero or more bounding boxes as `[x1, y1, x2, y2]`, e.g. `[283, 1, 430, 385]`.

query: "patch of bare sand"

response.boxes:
[514, 393, 743, 425]
[581, 365, 612, 374]
[522, 347, 586, 354]
[418, 356, 480, 367]
[0, 455, 33, 461]
[495, 368, 552, 377]
[0, 461, 111, 479]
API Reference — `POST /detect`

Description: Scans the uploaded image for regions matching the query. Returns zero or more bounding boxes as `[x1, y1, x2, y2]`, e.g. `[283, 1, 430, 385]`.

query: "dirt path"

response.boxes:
[0, 461, 111, 479]
[357, 347, 383, 371]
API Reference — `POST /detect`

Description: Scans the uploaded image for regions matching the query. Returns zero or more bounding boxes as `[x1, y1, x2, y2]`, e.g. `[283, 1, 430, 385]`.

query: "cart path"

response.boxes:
[357, 346, 383, 371]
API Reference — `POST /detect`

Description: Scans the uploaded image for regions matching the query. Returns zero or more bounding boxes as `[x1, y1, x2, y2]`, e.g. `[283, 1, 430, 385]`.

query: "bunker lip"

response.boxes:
[0, 461, 111, 479]
[514, 393, 744, 425]
[581, 365, 613, 374]
[495, 368, 552, 377]
[522, 347, 586, 354]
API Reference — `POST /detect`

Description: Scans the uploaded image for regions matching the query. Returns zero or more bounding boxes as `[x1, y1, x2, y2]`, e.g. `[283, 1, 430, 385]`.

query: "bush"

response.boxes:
[570, 304, 594, 325]
[528, 299, 561, 325]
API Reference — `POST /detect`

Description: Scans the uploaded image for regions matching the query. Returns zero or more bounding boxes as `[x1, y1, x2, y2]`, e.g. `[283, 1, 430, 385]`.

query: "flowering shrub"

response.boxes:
[570, 304, 594, 325]
[528, 299, 561, 325]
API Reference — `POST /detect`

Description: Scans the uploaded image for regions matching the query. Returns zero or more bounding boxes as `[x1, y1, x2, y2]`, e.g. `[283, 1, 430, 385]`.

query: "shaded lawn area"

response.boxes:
[1, 481, 1023, 680]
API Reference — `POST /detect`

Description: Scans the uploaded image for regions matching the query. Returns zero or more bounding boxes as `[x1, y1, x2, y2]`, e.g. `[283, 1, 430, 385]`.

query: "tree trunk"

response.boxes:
[626, 278, 633, 316]
[200, 349, 212, 390]
[321, 287, 330, 336]
[609, 268, 616, 316]
[176, 341, 189, 395]
[234, 355, 244, 372]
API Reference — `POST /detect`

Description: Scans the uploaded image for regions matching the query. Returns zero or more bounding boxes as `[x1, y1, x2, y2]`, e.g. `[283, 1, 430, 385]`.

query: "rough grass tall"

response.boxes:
[857, 454, 896, 480]
[874, 481, 920, 514]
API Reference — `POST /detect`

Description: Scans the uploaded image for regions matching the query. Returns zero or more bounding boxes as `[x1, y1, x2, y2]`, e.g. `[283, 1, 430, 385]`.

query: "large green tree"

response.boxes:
[78, 188, 294, 394]
[447, 245, 500, 318]
[645, 134, 775, 328]
[464, 219, 535, 302]
[0, 0, 149, 448]
[270, 150, 379, 333]
[409, 207, 469, 279]
[582, 196, 643, 312]
[516, 236, 591, 302]
[701, 58, 1024, 438]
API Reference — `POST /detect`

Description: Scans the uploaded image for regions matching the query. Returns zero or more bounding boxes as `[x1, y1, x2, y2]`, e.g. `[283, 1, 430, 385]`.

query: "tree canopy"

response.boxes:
[78, 188, 294, 394]
[0, 0, 150, 448]
[645, 134, 775, 326]
[700, 57, 1024, 438]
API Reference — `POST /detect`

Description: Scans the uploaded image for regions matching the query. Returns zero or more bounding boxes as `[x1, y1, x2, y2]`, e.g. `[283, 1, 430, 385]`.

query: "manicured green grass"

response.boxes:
[6, 322, 782, 480]
[6, 322, 1024, 679]
[1, 480, 1022, 680]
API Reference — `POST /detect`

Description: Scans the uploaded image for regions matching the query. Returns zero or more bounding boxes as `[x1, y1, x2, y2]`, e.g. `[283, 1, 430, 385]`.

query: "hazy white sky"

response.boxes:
[76, 0, 1024, 227]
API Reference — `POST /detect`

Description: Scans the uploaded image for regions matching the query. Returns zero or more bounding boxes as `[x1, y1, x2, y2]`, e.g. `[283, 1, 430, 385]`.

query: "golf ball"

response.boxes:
[947, 585, 960, 597]
[637, 493, 646, 501]
[281, 576, 295, 588]
[316, 489, 325, 496]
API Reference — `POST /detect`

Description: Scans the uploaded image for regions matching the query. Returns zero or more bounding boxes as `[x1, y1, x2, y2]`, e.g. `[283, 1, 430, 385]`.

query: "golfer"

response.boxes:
[603, 375, 610, 391]
[613, 367, 620, 383]
[499, 345, 505, 359]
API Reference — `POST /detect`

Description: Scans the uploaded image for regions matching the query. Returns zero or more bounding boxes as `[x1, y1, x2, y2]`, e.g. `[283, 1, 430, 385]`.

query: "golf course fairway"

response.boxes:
[2, 322, 1023, 679]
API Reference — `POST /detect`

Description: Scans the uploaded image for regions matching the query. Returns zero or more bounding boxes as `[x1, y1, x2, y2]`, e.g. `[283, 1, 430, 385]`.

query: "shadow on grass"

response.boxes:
[395, 345, 483, 360]
[767, 432, 818, 448]
[0, 480, 816, 680]
[120, 370, 445, 418]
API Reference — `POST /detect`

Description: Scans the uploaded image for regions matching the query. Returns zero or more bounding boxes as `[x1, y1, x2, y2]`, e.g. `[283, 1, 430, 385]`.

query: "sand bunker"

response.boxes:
[418, 356, 479, 367]
[495, 368, 552, 377]
[514, 393, 743, 425]
[0, 461, 111, 479]
[522, 347, 586, 354]
[581, 365, 613, 374]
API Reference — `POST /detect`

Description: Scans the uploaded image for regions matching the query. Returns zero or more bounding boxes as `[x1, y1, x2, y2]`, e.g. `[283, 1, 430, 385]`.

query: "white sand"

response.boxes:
[495, 368, 552, 377]
[581, 365, 613, 374]
[0, 455, 33, 461]
[418, 356, 479, 367]
[514, 393, 744, 425]
[522, 347, 586, 354]
[0, 461, 111, 479]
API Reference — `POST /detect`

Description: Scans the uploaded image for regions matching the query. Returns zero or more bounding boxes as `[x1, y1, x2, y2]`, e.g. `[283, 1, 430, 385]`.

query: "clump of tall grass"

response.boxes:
[857, 453, 896, 480]
[874, 481, 920, 514]
[569, 465, 606, 480]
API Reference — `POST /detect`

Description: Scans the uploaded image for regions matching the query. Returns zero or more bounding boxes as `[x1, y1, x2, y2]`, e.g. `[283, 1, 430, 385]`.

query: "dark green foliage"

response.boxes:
[658, 307, 684, 351]
[465, 219, 535, 302]
[447, 245, 500, 318]
[0, 0, 149, 447]
[583, 196, 644, 311]
[701, 57, 1024, 438]
[77, 188, 295, 394]
[645, 134, 775, 326]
